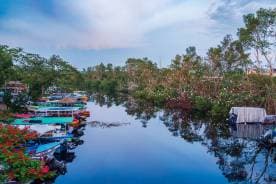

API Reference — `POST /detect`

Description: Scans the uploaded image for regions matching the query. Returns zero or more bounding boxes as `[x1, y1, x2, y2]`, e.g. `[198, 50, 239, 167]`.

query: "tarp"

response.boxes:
[229, 107, 267, 124]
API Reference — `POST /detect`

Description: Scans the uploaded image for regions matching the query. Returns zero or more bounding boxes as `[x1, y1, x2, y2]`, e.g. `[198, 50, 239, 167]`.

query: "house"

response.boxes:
[4, 81, 28, 96]
[247, 68, 276, 77]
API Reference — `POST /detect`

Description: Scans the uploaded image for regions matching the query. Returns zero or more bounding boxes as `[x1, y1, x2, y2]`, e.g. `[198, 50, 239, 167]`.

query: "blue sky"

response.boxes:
[0, 0, 275, 69]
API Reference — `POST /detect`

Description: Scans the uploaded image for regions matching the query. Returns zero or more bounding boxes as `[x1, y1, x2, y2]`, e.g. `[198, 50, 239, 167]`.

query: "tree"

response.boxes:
[207, 35, 251, 75]
[238, 8, 276, 75]
[0, 124, 53, 183]
[3, 91, 12, 110]
[0, 45, 13, 87]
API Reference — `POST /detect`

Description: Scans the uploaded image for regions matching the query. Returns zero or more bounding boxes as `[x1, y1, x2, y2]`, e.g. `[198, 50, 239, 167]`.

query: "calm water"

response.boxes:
[54, 99, 276, 184]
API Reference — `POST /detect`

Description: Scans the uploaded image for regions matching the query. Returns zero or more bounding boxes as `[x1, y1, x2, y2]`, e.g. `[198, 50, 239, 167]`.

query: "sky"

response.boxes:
[0, 0, 275, 69]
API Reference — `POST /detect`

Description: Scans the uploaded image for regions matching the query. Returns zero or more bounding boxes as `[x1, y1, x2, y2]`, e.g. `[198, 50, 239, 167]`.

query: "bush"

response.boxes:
[166, 93, 192, 113]
[192, 96, 212, 113]
[0, 125, 54, 183]
[134, 86, 176, 106]
[99, 79, 118, 94]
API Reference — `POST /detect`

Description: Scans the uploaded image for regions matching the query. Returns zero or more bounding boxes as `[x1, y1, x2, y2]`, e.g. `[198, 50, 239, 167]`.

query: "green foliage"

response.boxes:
[83, 63, 127, 94]
[192, 96, 212, 116]
[207, 35, 251, 75]
[99, 80, 118, 94]
[0, 47, 83, 99]
[2, 91, 28, 112]
[3, 91, 12, 109]
[210, 101, 229, 123]
[134, 86, 176, 106]
[0, 45, 13, 86]
[238, 8, 276, 75]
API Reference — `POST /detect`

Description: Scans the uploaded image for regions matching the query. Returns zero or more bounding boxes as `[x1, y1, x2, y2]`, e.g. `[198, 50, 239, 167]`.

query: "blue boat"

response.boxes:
[40, 132, 74, 142]
[13, 117, 74, 125]
[26, 141, 61, 159]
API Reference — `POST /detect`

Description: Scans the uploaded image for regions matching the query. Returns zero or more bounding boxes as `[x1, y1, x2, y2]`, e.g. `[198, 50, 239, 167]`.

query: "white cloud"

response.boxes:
[0, 0, 275, 50]
[0, 0, 215, 49]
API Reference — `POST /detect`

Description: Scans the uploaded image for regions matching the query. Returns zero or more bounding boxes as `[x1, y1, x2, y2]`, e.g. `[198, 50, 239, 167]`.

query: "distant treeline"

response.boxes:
[0, 8, 275, 116]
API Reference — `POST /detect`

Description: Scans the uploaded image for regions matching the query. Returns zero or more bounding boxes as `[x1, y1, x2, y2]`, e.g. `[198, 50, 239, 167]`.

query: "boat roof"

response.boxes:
[34, 106, 80, 112]
[17, 124, 59, 134]
[13, 117, 73, 125]
[230, 107, 267, 123]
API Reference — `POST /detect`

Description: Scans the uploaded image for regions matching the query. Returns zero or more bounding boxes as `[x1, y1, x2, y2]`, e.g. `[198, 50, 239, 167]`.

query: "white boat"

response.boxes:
[229, 107, 267, 124]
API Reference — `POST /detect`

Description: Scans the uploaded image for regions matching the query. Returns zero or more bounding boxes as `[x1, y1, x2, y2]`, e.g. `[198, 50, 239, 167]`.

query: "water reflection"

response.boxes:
[91, 94, 276, 183]
[231, 124, 274, 139]
[92, 94, 159, 128]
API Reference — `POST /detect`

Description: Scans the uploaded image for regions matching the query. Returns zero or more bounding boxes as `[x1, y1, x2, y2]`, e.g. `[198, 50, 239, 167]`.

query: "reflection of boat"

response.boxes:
[54, 151, 76, 163]
[230, 124, 274, 140]
[263, 127, 276, 144]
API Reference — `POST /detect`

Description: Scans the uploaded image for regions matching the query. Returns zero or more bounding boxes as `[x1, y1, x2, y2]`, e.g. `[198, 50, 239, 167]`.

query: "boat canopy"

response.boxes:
[27, 106, 81, 117]
[17, 124, 59, 134]
[13, 117, 73, 125]
[229, 107, 267, 124]
[34, 106, 80, 112]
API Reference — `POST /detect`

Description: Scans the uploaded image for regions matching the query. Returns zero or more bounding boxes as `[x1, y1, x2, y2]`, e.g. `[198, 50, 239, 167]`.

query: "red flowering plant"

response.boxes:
[0, 124, 54, 183]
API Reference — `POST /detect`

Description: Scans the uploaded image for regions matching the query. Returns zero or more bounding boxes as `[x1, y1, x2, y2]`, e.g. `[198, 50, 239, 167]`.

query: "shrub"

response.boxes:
[0, 124, 54, 183]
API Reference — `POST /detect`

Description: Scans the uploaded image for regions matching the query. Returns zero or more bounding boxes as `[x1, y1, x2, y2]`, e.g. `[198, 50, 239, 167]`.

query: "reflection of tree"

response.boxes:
[92, 94, 275, 183]
[124, 97, 158, 127]
[160, 109, 276, 183]
[162, 110, 203, 142]
[92, 93, 127, 107]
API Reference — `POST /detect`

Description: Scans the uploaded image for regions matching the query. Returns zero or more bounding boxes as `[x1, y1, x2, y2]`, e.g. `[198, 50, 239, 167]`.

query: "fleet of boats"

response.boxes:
[7, 92, 91, 176]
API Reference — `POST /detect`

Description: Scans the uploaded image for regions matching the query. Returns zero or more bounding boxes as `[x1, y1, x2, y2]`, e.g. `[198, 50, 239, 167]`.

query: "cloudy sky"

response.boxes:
[0, 0, 275, 68]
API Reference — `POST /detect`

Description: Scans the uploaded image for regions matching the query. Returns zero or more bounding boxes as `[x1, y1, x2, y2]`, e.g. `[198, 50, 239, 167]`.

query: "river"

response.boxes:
[54, 97, 275, 184]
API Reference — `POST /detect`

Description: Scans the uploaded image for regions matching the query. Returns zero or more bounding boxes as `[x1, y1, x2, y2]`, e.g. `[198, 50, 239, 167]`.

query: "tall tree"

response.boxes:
[0, 45, 13, 86]
[207, 35, 251, 75]
[238, 8, 276, 75]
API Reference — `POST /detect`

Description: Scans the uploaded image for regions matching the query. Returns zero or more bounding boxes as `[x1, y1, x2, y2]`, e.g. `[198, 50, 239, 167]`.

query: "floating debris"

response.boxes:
[88, 121, 131, 128]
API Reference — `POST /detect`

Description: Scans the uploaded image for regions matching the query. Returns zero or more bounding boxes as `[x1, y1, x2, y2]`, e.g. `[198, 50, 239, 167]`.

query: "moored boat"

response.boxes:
[26, 141, 61, 159]
[13, 116, 74, 125]
[228, 107, 267, 125]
